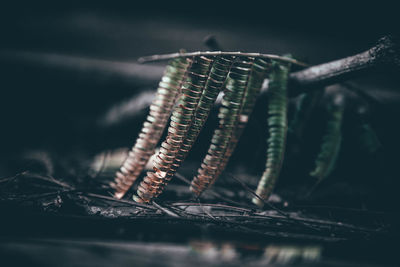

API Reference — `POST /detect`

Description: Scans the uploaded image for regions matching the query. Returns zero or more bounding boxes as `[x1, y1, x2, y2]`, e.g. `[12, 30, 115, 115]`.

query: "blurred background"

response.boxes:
[0, 2, 398, 154]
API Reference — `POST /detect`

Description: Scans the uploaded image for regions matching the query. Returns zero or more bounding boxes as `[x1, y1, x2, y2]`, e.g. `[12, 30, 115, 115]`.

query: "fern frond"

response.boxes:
[135, 56, 214, 203]
[213, 58, 271, 183]
[289, 89, 323, 139]
[112, 57, 190, 199]
[166, 56, 234, 178]
[253, 61, 291, 207]
[309, 102, 344, 181]
[190, 57, 255, 196]
[358, 123, 381, 154]
[140, 56, 234, 199]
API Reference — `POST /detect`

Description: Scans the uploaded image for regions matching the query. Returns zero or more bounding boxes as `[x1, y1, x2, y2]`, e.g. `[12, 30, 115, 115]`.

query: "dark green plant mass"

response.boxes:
[310, 101, 344, 182]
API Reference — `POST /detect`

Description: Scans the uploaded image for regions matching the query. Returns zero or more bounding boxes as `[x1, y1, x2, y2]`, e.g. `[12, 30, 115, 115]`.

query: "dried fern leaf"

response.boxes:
[164, 56, 234, 180]
[135, 56, 214, 203]
[111, 57, 190, 199]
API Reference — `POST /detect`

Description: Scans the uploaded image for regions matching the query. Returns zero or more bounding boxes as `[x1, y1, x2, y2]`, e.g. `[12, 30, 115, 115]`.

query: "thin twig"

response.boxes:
[0, 171, 28, 184]
[14, 190, 78, 203]
[84, 192, 156, 210]
[152, 201, 180, 218]
[170, 202, 252, 213]
[174, 173, 253, 208]
[289, 35, 399, 93]
[138, 51, 308, 67]
[225, 173, 285, 213]
[225, 173, 325, 232]
[197, 199, 217, 220]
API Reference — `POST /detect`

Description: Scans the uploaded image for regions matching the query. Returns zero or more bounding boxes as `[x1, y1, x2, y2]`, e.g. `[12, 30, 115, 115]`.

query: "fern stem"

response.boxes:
[138, 51, 308, 67]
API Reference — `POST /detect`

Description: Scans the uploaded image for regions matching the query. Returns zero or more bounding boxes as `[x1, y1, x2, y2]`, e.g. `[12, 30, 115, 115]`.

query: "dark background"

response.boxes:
[0, 1, 398, 153]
